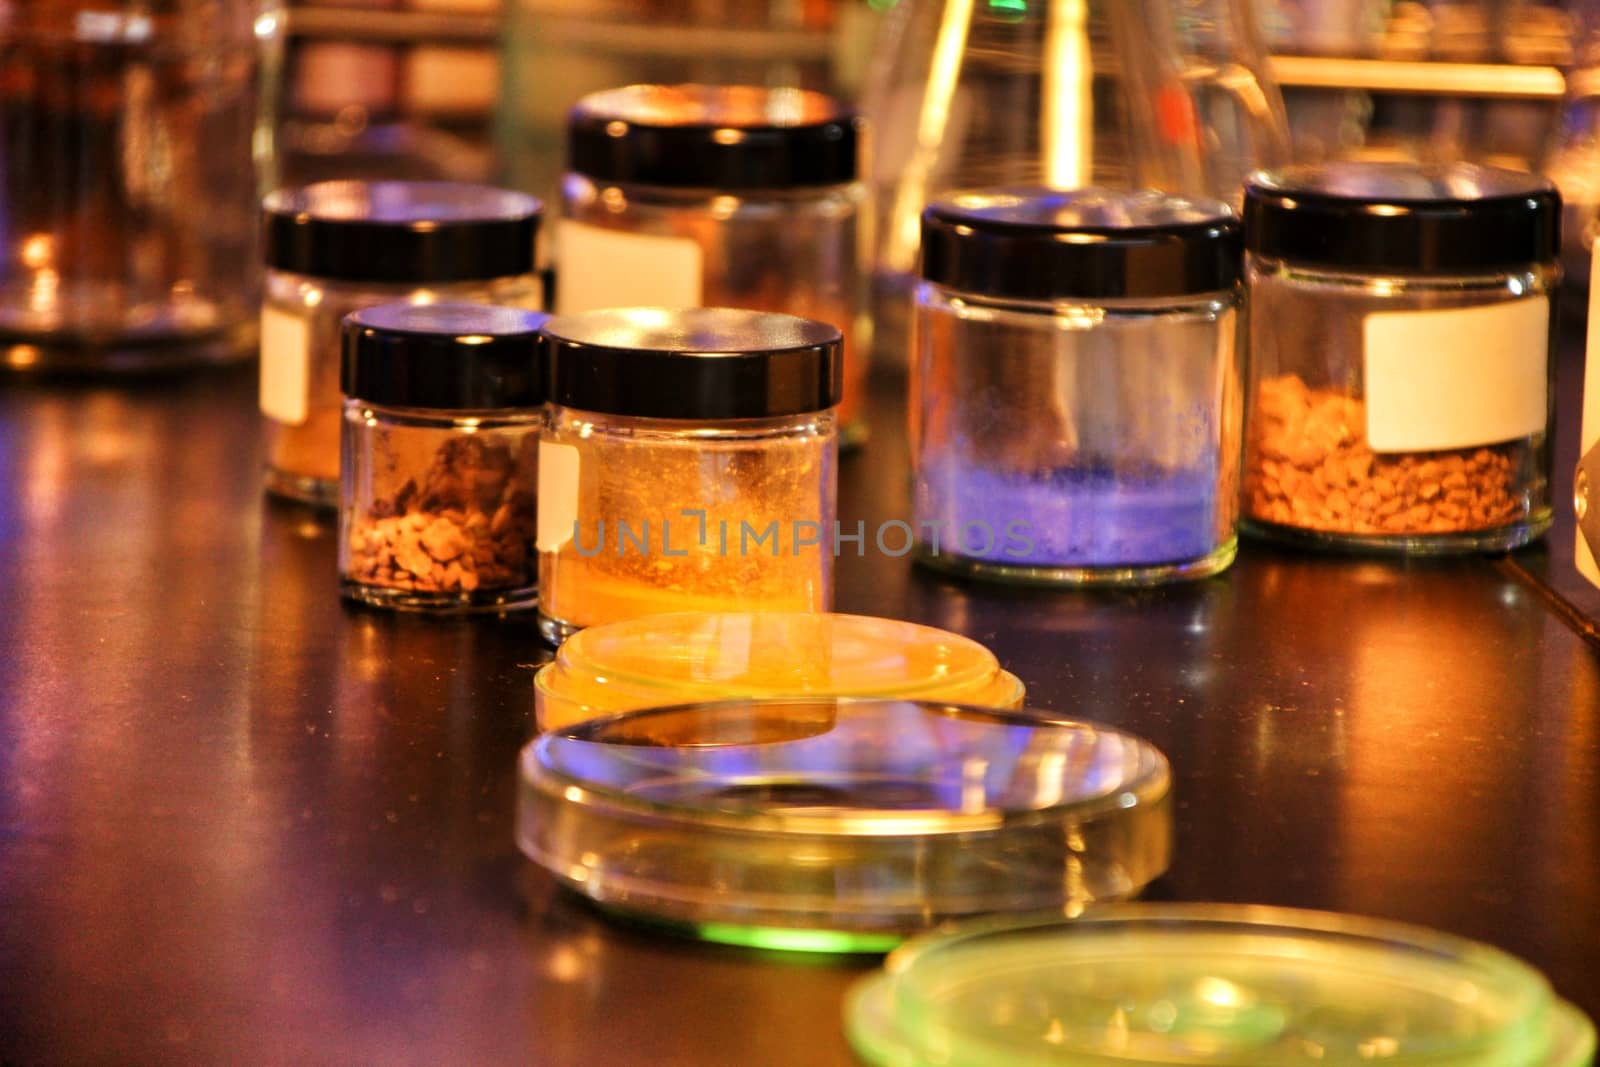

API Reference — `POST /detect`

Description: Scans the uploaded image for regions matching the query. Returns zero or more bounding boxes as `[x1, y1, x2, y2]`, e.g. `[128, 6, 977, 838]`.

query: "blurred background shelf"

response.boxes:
[1271, 55, 1566, 98]
[286, 7, 499, 44]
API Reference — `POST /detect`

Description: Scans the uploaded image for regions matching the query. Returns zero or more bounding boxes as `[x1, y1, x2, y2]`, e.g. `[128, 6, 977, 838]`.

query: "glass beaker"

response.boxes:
[0, 1, 282, 373]
[861, 0, 1289, 365]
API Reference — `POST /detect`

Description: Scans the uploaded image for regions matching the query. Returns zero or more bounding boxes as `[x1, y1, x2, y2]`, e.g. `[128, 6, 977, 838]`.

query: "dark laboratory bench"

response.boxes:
[0, 345, 1595, 1065]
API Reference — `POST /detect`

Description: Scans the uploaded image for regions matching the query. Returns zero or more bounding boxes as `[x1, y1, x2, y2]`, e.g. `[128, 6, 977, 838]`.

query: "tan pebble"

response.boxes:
[405, 512, 427, 531]
[1435, 501, 1463, 523]
[1419, 482, 1441, 501]
[490, 502, 513, 535]
[442, 561, 462, 589]
[1404, 504, 1432, 526]
[395, 536, 434, 578]
[420, 516, 468, 562]
[1417, 460, 1442, 483]
[1327, 489, 1351, 516]
[460, 570, 480, 592]
[1372, 476, 1396, 498]
[1286, 440, 1327, 469]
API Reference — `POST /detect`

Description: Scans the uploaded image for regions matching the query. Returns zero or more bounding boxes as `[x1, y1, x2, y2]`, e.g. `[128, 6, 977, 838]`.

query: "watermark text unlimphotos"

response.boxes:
[559, 510, 1037, 559]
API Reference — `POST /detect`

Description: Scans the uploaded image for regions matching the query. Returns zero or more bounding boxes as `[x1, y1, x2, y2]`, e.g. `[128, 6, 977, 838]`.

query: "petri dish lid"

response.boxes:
[847, 904, 1598, 1067]
[517, 699, 1172, 950]
[534, 612, 1025, 731]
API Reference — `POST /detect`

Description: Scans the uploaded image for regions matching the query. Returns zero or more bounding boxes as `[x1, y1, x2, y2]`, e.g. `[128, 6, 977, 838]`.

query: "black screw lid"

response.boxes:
[567, 84, 862, 190]
[1244, 162, 1560, 273]
[540, 307, 842, 420]
[342, 303, 547, 410]
[263, 181, 542, 284]
[921, 187, 1241, 301]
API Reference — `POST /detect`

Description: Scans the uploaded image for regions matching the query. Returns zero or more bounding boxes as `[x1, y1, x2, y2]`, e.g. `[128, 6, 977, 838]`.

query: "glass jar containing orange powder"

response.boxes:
[535, 307, 841, 646]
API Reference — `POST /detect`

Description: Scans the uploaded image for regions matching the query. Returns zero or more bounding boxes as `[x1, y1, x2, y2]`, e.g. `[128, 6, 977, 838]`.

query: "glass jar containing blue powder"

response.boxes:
[911, 188, 1244, 585]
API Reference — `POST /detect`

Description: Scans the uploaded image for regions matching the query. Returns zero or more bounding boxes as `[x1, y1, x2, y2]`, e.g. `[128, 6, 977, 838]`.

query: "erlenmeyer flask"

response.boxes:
[863, 0, 1289, 362]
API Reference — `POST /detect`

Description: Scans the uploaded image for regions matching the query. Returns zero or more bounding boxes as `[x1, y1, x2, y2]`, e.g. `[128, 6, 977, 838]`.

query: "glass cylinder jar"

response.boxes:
[0, 1, 282, 373]
[912, 188, 1244, 586]
[1242, 163, 1561, 553]
[260, 181, 542, 507]
[536, 307, 841, 646]
[556, 84, 870, 445]
[339, 303, 545, 614]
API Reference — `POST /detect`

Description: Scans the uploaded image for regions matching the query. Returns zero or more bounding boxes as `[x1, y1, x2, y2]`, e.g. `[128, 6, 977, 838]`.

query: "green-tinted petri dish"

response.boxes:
[517, 699, 1172, 951]
[846, 904, 1597, 1067]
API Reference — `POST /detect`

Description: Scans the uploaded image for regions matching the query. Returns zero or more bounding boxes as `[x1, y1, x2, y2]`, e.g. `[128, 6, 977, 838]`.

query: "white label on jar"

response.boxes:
[1578, 243, 1600, 587]
[1362, 296, 1549, 453]
[555, 220, 702, 314]
[537, 441, 581, 553]
[259, 305, 311, 426]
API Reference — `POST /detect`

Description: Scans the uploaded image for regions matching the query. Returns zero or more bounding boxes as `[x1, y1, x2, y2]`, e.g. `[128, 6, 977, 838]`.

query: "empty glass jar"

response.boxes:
[261, 181, 542, 506]
[912, 188, 1243, 585]
[0, 1, 282, 372]
[557, 84, 870, 443]
[1242, 163, 1560, 553]
[339, 303, 544, 614]
[536, 307, 841, 645]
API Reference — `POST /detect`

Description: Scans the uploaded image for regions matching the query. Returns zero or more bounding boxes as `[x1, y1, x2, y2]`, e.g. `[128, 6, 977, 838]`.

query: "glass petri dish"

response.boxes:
[533, 611, 1025, 731]
[517, 699, 1171, 952]
[846, 904, 1598, 1067]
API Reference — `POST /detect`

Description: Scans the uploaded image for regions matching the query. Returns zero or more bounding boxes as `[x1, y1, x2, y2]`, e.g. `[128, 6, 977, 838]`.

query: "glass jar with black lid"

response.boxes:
[912, 187, 1244, 586]
[536, 306, 841, 645]
[1242, 162, 1560, 553]
[339, 303, 545, 614]
[557, 85, 871, 445]
[261, 181, 543, 507]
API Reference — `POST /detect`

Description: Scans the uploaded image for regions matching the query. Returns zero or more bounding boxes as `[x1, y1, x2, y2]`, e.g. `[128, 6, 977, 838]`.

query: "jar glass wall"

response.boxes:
[562, 174, 869, 440]
[537, 407, 836, 643]
[341, 405, 540, 612]
[915, 286, 1241, 584]
[1243, 260, 1555, 551]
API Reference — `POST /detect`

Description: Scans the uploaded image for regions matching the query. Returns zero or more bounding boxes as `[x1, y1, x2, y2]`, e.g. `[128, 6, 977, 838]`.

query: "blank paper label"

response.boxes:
[259, 306, 310, 425]
[555, 221, 702, 314]
[1363, 297, 1549, 453]
[537, 442, 580, 553]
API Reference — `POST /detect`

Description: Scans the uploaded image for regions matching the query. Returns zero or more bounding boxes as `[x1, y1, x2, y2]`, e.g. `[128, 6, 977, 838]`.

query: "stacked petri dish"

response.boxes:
[518, 698, 1173, 951]
[533, 611, 1026, 731]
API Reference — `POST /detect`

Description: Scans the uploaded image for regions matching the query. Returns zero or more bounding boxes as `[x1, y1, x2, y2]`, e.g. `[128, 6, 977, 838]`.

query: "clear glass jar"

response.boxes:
[260, 181, 542, 507]
[912, 189, 1244, 586]
[0, 1, 283, 373]
[339, 303, 545, 614]
[556, 85, 870, 445]
[536, 307, 840, 646]
[1242, 163, 1561, 553]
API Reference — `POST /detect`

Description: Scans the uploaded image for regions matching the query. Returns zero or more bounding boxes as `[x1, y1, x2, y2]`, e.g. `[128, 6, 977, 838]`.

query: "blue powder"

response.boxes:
[916, 461, 1224, 567]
